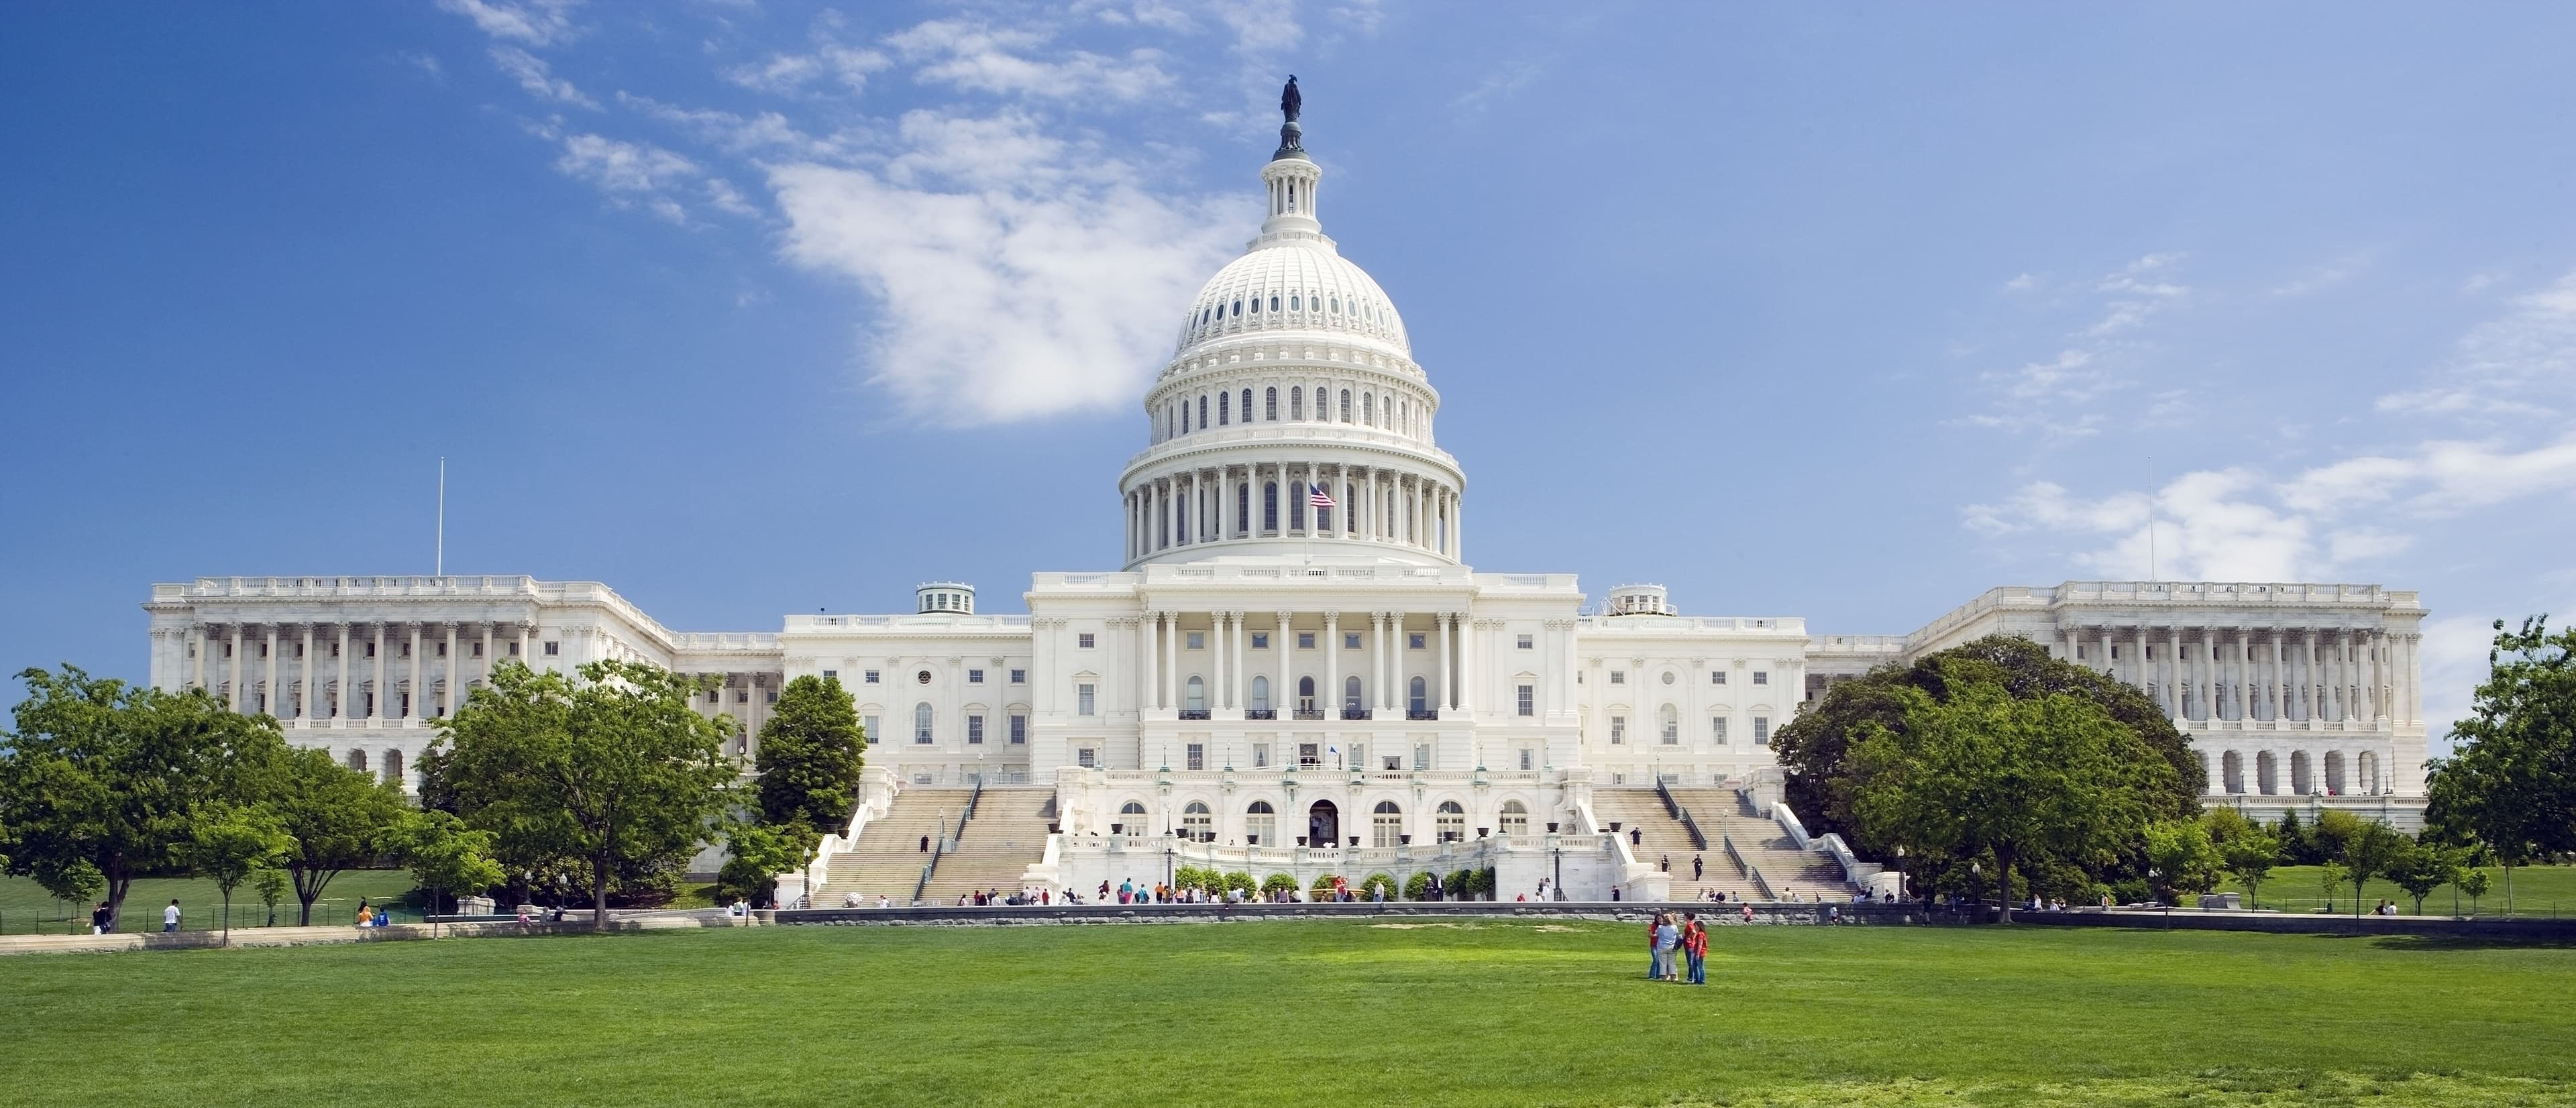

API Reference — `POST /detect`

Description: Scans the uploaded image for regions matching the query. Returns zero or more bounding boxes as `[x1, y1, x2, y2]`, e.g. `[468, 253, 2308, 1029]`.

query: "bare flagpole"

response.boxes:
[435, 457, 446, 577]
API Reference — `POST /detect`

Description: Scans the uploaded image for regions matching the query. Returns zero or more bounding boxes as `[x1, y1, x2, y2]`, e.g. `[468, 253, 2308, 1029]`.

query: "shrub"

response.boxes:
[1222, 871, 1256, 895]
[1310, 873, 1346, 900]
[1475, 868, 1497, 899]
[1447, 868, 1474, 900]
[1260, 872, 1300, 897]
[1173, 865, 1212, 893]
[1359, 873, 1397, 900]
[1404, 871, 1436, 901]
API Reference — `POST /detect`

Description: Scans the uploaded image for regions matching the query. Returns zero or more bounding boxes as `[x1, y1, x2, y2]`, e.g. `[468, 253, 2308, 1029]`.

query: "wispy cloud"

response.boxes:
[437, 0, 580, 47]
[2376, 269, 2576, 423]
[490, 45, 596, 109]
[1960, 253, 2191, 441]
[888, 20, 1174, 101]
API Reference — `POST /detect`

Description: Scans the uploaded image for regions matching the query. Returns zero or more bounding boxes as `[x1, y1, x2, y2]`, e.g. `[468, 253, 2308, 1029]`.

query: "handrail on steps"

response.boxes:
[1722, 832, 1776, 901]
[1656, 779, 1707, 851]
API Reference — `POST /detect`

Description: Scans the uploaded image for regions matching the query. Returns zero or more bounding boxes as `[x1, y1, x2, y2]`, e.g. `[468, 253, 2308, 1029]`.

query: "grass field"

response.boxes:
[9, 920, 2574, 1107]
[2216, 863, 2576, 916]
[0, 869, 423, 934]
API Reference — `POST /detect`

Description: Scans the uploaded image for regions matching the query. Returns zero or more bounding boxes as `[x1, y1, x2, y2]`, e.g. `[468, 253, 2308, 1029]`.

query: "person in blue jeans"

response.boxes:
[1682, 913, 1707, 985]
[162, 899, 182, 932]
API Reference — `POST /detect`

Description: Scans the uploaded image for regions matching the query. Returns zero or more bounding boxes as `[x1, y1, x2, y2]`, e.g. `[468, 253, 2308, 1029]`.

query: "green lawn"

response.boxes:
[0, 870, 421, 934]
[9, 920, 2574, 1107]
[2216, 863, 2576, 917]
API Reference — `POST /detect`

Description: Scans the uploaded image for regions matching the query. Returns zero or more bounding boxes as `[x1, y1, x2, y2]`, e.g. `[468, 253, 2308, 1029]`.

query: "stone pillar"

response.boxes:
[371, 624, 389, 720]
[300, 624, 316, 722]
[409, 624, 427, 722]
[442, 624, 460, 717]
[1372, 611, 1389, 712]
[188, 624, 206, 691]
[334, 624, 350, 720]
[1438, 611, 1453, 712]
[1142, 612, 1159, 711]
[1323, 612, 1340, 718]
[1164, 612, 1179, 712]
[227, 625, 245, 711]
[1277, 610, 1293, 716]
[2165, 627, 2181, 718]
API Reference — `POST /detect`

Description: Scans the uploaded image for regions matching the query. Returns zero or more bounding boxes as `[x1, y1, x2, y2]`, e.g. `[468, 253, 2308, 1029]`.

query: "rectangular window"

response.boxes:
[1350, 743, 1366, 769]
[1753, 671, 1768, 685]
[822, 669, 838, 679]
[1254, 742, 1270, 768]
[1299, 742, 1320, 767]
[766, 691, 777, 704]
[1186, 632, 1205, 650]
[1754, 716, 1772, 746]
[543, 641, 559, 657]
[1408, 633, 1426, 650]
[364, 642, 376, 659]
[737, 691, 751, 704]
[1010, 669, 1026, 684]
[967, 669, 984, 683]
[863, 716, 880, 744]
[864, 669, 881, 683]
[1519, 748, 1534, 771]
[1712, 671, 1727, 685]
[1078, 632, 1097, 649]
[469, 642, 481, 658]
[1343, 632, 1361, 649]
[433, 642, 444, 658]
[1010, 715, 1027, 744]
[1711, 716, 1729, 744]
[1077, 683, 1096, 716]
[1298, 632, 1316, 649]
[1413, 743, 1430, 771]
[1517, 634, 1534, 650]
[506, 641, 519, 656]
[1609, 671, 1625, 685]
[1077, 747, 1097, 769]
[1516, 685, 1535, 717]
[1251, 632, 1270, 649]
[1609, 716, 1626, 744]
[1187, 743, 1204, 771]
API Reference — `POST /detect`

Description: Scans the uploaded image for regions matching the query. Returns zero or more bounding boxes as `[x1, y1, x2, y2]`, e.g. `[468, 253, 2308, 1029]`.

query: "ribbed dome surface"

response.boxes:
[1172, 241, 1409, 356]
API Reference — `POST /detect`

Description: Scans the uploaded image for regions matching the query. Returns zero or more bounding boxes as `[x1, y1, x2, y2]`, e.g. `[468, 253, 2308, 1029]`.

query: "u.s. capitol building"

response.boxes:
[140, 105, 2431, 901]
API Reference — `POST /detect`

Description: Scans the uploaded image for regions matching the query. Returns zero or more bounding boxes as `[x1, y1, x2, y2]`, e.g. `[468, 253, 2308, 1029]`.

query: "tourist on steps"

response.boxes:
[1693, 855, 1704, 881]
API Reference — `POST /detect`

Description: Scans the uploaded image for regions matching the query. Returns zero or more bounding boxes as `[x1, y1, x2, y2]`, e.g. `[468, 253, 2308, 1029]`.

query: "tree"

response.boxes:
[2318, 862, 2346, 913]
[2142, 819, 2222, 904]
[0, 666, 282, 930]
[2341, 820, 2408, 917]
[2455, 867, 2491, 917]
[1844, 658, 2179, 924]
[1259, 871, 1299, 898]
[2216, 822, 2279, 910]
[2381, 838, 2463, 916]
[252, 868, 288, 928]
[433, 660, 739, 928]
[753, 675, 867, 832]
[718, 818, 816, 907]
[2426, 616, 2576, 914]
[2274, 812, 2314, 866]
[400, 810, 504, 938]
[267, 745, 410, 925]
[177, 806, 290, 942]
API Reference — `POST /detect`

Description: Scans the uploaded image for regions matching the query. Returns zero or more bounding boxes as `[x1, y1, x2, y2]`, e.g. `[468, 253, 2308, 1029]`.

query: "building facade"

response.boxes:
[141, 108, 2432, 898]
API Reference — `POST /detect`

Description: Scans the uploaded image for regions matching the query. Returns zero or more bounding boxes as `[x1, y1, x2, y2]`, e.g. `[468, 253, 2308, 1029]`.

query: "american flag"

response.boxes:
[1308, 482, 1337, 509]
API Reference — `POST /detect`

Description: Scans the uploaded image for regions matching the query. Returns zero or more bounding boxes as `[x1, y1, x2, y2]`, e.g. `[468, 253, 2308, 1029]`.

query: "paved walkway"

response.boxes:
[0, 911, 748, 956]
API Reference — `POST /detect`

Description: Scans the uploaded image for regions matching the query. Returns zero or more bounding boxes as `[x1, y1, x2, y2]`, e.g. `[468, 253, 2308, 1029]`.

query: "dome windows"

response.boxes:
[1232, 299, 1242, 316]
[1269, 296, 1279, 312]
[1289, 294, 1301, 311]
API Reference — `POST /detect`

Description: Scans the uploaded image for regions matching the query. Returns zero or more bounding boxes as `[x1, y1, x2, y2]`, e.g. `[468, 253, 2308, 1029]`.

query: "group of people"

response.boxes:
[1647, 911, 1711, 985]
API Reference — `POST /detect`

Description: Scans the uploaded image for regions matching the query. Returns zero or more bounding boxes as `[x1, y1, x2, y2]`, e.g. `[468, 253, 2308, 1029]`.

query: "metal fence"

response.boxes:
[0, 899, 425, 936]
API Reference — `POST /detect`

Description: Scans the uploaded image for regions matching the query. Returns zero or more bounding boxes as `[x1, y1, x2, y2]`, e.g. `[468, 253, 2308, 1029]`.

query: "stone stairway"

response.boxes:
[1592, 787, 1854, 902]
[812, 787, 1053, 905]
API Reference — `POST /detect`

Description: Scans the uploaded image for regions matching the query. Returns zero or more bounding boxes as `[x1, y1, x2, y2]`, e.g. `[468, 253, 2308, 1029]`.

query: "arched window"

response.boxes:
[1246, 800, 1276, 846]
[1237, 481, 1250, 535]
[345, 749, 367, 772]
[1230, 299, 1241, 317]
[1344, 675, 1362, 714]
[1289, 480, 1305, 531]
[1250, 675, 1271, 712]
[1409, 676, 1428, 714]
[914, 702, 934, 744]
[1436, 800, 1465, 843]
[1371, 800, 1402, 848]
[1265, 386, 1277, 421]
[1185, 675, 1205, 712]
[1659, 704, 1680, 745]
[1339, 389, 1352, 422]
[1330, 296, 1341, 314]
[1116, 800, 1148, 835]
[1198, 394, 1208, 428]
[1499, 799, 1529, 836]
[1290, 387, 1304, 421]
[382, 749, 405, 787]
[1289, 294, 1301, 311]
[1363, 392, 1374, 426]
[1183, 801, 1212, 841]
[1268, 295, 1279, 312]
[1297, 675, 1316, 714]
[1218, 392, 1230, 425]
[1240, 388, 1252, 420]
[1263, 482, 1279, 532]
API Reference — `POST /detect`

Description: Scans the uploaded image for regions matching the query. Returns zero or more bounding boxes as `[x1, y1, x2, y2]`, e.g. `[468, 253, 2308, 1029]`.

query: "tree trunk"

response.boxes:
[220, 891, 232, 944]
[105, 863, 131, 933]
[592, 855, 611, 930]
[1994, 846, 2015, 925]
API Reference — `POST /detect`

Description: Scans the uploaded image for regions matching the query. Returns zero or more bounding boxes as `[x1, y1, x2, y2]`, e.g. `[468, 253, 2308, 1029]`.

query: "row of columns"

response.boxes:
[2061, 624, 2414, 725]
[1136, 610, 1473, 718]
[1126, 462, 1461, 561]
[164, 620, 533, 723]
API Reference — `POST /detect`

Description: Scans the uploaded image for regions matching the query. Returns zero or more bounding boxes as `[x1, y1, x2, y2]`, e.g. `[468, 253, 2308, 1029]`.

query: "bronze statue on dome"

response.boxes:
[1281, 75, 1301, 123]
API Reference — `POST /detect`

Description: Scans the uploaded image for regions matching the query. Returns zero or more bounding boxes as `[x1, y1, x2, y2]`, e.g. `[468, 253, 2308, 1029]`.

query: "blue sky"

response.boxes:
[4, 3, 2573, 746]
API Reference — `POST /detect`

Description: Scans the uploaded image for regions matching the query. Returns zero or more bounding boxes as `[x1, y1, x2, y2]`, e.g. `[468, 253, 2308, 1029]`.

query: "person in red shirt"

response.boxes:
[1682, 913, 1709, 985]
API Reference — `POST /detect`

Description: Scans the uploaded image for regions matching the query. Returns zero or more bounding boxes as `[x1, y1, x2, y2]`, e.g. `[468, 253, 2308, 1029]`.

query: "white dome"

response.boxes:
[1172, 241, 1409, 357]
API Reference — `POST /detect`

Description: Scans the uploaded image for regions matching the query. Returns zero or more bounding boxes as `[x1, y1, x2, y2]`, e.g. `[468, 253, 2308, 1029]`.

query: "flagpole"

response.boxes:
[435, 457, 446, 577]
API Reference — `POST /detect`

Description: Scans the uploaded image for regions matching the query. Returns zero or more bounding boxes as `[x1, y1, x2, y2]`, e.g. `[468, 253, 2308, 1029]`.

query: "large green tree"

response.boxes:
[2426, 616, 2576, 911]
[431, 659, 738, 928]
[0, 666, 282, 930]
[1845, 659, 2182, 922]
[399, 810, 504, 934]
[176, 806, 290, 941]
[752, 675, 867, 831]
[267, 745, 411, 925]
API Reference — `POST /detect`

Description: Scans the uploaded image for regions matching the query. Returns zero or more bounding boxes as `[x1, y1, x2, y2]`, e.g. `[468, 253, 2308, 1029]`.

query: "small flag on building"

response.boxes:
[1309, 483, 1337, 509]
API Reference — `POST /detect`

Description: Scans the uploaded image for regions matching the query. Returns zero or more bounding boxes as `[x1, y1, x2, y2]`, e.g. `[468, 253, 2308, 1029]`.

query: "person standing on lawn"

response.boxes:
[162, 899, 181, 933]
[1683, 913, 1708, 985]
[1653, 913, 1682, 981]
[91, 902, 111, 934]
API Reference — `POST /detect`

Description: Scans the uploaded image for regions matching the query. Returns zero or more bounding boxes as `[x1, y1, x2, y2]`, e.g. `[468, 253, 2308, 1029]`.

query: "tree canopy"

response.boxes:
[753, 675, 866, 832]
[1776, 638, 2196, 919]
[432, 659, 739, 927]
[2426, 616, 2576, 869]
[267, 745, 411, 924]
[0, 665, 284, 928]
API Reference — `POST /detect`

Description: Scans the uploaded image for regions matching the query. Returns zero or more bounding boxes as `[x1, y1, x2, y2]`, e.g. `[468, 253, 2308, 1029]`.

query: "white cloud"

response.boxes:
[726, 45, 890, 96]
[555, 134, 704, 223]
[2377, 269, 2576, 423]
[2002, 272, 2036, 292]
[489, 45, 596, 108]
[1964, 253, 2190, 439]
[768, 109, 1244, 425]
[889, 20, 1173, 101]
[437, 0, 580, 46]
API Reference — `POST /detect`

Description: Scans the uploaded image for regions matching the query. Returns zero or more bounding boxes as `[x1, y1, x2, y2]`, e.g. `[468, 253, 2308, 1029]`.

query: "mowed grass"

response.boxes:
[2217, 863, 2576, 917]
[0, 870, 421, 934]
[8, 921, 2575, 1107]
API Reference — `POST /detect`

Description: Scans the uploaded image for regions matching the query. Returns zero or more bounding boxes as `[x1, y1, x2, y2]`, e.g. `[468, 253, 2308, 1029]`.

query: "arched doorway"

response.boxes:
[1307, 799, 1340, 848]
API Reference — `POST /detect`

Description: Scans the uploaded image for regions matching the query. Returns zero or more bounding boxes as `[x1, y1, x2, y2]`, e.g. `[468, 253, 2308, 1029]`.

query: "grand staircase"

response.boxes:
[1592, 787, 1856, 902]
[812, 786, 1053, 905]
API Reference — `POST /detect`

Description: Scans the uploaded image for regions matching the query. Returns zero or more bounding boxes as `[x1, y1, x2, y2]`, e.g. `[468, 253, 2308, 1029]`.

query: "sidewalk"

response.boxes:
[0, 911, 745, 956]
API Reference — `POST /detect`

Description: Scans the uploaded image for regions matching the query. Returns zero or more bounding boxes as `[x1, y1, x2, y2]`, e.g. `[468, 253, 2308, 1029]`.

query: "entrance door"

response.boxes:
[1307, 799, 1340, 848]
